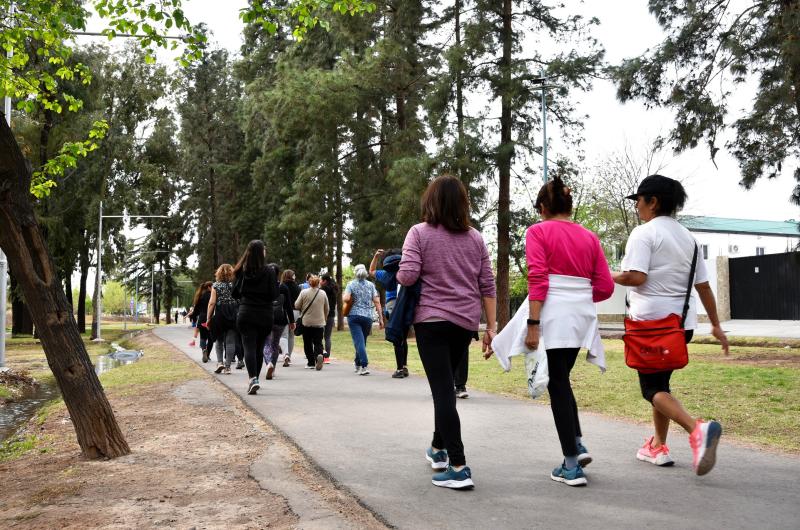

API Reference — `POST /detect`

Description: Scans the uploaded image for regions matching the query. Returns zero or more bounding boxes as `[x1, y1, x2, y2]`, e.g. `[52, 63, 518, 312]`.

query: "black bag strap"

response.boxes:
[680, 243, 698, 329]
[299, 288, 320, 319]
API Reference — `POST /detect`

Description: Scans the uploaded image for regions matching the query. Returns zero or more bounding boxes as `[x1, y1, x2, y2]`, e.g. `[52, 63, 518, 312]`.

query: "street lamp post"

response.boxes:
[530, 69, 562, 184]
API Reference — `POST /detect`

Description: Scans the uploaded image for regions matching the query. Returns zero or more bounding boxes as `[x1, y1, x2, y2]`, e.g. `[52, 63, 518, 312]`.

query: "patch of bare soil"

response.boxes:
[0, 333, 387, 530]
[709, 353, 800, 367]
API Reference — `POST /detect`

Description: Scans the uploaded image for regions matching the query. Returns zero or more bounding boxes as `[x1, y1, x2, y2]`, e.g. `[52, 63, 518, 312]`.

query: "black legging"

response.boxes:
[302, 326, 324, 366]
[546, 347, 582, 457]
[393, 336, 408, 370]
[238, 314, 271, 380]
[414, 321, 474, 467]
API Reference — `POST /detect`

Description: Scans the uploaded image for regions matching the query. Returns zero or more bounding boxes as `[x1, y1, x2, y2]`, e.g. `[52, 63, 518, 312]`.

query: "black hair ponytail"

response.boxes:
[535, 175, 573, 216]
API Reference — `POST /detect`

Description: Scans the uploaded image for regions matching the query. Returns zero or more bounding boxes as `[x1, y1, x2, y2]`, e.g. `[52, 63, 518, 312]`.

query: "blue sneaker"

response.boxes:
[425, 447, 449, 471]
[577, 442, 592, 467]
[432, 465, 474, 490]
[550, 462, 587, 487]
[247, 378, 260, 395]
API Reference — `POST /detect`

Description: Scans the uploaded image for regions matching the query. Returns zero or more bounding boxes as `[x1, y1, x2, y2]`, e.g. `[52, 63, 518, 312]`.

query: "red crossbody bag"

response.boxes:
[623, 244, 697, 374]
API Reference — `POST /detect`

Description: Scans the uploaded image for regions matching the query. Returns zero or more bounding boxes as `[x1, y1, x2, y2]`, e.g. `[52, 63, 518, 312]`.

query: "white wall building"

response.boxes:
[680, 217, 800, 315]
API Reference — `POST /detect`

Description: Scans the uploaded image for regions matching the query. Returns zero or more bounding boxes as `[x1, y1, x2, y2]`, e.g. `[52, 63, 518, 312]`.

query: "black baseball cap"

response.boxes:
[625, 174, 677, 200]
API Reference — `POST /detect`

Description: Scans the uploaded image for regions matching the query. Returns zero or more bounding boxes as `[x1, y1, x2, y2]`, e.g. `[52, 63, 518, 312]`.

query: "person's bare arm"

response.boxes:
[206, 288, 217, 321]
[373, 296, 384, 328]
[481, 297, 497, 358]
[369, 249, 384, 277]
[524, 299, 544, 351]
[695, 281, 730, 355]
[612, 271, 647, 286]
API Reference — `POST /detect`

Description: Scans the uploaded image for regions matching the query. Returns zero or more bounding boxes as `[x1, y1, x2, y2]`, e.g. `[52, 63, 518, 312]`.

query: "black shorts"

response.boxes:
[637, 329, 694, 403]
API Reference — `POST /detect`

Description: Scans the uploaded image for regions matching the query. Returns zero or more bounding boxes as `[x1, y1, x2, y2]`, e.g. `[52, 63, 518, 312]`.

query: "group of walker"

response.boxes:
[403, 173, 727, 490]
[186, 253, 344, 394]
[187, 171, 728, 491]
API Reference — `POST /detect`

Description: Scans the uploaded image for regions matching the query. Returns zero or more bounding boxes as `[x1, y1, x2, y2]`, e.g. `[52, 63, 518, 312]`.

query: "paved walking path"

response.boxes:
[155, 326, 799, 530]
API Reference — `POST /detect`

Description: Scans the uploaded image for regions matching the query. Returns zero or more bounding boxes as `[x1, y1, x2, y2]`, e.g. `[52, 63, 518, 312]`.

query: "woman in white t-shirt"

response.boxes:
[613, 174, 729, 477]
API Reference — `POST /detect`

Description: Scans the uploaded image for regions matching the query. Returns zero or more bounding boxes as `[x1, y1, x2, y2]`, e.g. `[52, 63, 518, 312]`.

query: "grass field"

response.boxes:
[328, 329, 800, 452]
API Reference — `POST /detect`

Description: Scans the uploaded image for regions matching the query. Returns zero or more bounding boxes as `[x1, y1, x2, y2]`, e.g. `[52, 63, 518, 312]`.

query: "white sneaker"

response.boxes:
[360, 367, 370, 376]
[266, 362, 275, 380]
[355, 366, 361, 374]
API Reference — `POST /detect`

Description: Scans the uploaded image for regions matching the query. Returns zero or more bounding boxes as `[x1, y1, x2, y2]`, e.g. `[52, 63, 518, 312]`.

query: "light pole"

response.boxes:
[529, 69, 562, 183]
[93, 204, 167, 340]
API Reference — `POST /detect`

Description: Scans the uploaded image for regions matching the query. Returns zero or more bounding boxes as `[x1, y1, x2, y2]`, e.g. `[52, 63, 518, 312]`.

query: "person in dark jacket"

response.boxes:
[233, 240, 278, 395]
[320, 272, 338, 363]
[263, 263, 295, 380]
[191, 282, 212, 352]
[280, 269, 301, 366]
[370, 248, 407, 378]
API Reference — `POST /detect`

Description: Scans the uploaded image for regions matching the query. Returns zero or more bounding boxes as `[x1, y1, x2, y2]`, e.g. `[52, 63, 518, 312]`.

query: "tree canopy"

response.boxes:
[613, 0, 800, 206]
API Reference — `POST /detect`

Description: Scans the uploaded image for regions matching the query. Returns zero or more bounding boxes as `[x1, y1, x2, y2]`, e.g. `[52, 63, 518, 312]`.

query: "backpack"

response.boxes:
[273, 292, 287, 324]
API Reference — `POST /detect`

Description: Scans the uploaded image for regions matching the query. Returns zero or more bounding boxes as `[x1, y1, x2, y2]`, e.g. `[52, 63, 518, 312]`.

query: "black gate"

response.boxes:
[729, 251, 800, 320]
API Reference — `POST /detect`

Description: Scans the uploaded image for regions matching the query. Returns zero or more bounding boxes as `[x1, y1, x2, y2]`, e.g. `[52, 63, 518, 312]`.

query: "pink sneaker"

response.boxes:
[636, 436, 674, 466]
[188, 340, 196, 347]
[690, 420, 722, 476]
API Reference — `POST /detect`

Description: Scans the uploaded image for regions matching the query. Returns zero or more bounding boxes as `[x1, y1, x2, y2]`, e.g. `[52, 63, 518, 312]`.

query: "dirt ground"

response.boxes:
[0, 333, 387, 530]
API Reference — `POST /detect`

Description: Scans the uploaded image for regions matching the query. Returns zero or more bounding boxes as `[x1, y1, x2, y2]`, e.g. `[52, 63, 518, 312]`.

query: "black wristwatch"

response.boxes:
[527, 319, 540, 326]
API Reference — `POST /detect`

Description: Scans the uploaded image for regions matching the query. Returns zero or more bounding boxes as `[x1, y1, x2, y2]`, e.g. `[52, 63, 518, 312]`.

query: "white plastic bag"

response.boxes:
[492, 301, 549, 400]
[525, 349, 549, 399]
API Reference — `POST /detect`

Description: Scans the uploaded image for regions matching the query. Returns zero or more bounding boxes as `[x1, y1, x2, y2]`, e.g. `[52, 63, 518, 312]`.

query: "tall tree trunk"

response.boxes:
[455, 0, 466, 184]
[208, 166, 220, 268]
[496, 0, 514, 329]
[64, 272, 73, 310]
[78, 240, 89, 333]
[0, 113, 129, 459]
[10, 271, 34, 336]
[164, 268, 173, 325]
[333, 138, 345, 331]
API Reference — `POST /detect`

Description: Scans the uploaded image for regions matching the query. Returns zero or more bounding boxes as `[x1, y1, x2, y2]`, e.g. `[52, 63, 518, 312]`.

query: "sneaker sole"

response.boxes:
[283, 359, 291, 367]
[432, 478, 474, 490]
[315, 355, 324, 370]
[213, 366, 224, 374]
[266, 365, 275, 380]
[550, 474, 587, 487]
[425, 453, 449, 471]
[248, 384, 260, 395]
[636, 452, 674, 466]
[578, 454, 593, 467]
[696, 421, 722, 476]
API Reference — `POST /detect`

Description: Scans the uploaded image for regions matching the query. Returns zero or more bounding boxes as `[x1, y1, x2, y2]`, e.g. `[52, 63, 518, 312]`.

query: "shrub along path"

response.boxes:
[157, 325, 800, 530]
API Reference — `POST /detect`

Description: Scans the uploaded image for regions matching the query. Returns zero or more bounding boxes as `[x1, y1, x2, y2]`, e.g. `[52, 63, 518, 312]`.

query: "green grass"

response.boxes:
[0, 434, 47, 461]
[329, 330, 800, 452]
[97, 336, 197, 394]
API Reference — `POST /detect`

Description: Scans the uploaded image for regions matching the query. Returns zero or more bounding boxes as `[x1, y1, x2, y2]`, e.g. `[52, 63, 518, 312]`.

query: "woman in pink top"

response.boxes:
[397, 175, 497, 491]
[525, 176, 614, 487]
